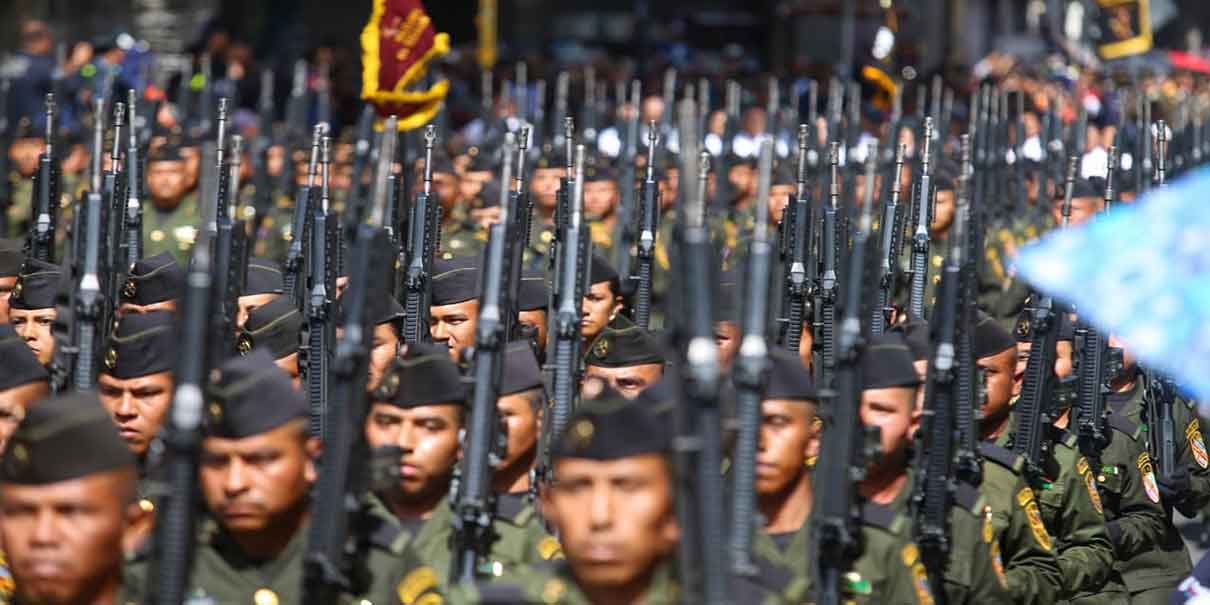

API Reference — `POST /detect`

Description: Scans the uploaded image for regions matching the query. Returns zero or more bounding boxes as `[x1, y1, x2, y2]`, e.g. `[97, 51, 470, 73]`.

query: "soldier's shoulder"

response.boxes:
[860, 501, 911, 537]
[978, 441, 1024, 474]
[1107, 412, 1142, 440]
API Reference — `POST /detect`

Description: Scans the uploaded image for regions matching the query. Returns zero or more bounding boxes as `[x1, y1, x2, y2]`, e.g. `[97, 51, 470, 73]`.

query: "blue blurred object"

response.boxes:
[1015, 168, 1210, 409]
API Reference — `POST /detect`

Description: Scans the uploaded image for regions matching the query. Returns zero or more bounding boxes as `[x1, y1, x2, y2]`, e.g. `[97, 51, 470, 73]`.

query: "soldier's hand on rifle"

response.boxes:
[1159, 466, 1193, 507]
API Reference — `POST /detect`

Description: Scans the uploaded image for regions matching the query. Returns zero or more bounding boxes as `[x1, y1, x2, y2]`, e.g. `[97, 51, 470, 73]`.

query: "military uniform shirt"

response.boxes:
[142, 191, 200, 264]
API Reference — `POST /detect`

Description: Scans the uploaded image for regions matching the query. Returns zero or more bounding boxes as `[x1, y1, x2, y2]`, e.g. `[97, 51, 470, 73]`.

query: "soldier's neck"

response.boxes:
[384, 484, 448, 521]
[577, 565, 657, 605]
[859, 464, 908, 505]
[83, 568, 122, 605]
[980, 411, 1012, 441]
[493, 451, 536, 494]
[759, 471, 812, 534]
[231, 507, 309, 561]
[1110, 369, 1138, 394]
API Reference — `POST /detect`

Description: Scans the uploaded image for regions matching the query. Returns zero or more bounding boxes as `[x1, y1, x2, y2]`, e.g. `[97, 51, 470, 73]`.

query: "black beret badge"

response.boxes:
[593, 337, 610, 359]
[1015, 316, 1031, 339]
[11, 278, 22, 301]
[123, 278, 137, 300]
[237, 333, 253, 355]
[104, 347, 118, 371]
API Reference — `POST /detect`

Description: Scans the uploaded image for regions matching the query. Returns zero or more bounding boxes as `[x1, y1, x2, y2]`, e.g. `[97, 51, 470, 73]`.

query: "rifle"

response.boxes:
[1156, 119, 1169, 188]
[316, 63, 333, 128]
[145, 103, 225, 605]
[612, 80, 641, 295]
[345, 105, 377, 227]
[402, 125, 441, 345]
[632, 122, 660, 329]
[103, 100, 125, 331]
[451, 134, 516, 585]
[872, 144, 906, 336]
[123, 89, 144, 269]
[816, 143, 840, 388]
[913, 135, 970, 604]
[302, 115, 399, 605]
[303, 135, 336, 442]
[515, 62, 528, 126]
[714, 81, 740, 210]
[668, 99, 727, 603]
[813, 140, 881, 605]
[547, 144, 589, 474]
[208, 100, 239, 368]
[1012, 156, 1078, 484]
[1074, 146, 1117, 463]
[781, 125, 812, 351]
[728, 136, 775, 577]
[283, 125, 325, 309]
[954, 135, 982, 488]
[72, 99, 109, 392]
[1144, 370, 1180, 487]
[907, 117, 935, 319]
[29, 94, 60, 263]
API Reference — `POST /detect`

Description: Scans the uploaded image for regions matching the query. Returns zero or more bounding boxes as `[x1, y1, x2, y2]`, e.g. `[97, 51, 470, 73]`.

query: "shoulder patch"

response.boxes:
[541, 578, 567, 603]
[1017, 487, 1053, 552]
[904, 545, 936, 605]
[989, 540, 1007, 588]
[1186, 419, 1208, 469]
[1138, 451, 1160, 503]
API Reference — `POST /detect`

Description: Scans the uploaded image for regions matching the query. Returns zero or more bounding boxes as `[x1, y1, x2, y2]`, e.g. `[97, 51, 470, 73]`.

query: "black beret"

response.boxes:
[373, 342, 466, 408]
[431, 256, 481, 306]
[245, 258, 285, 296]
[1054, 177, 1101, 201]
[531, 145, 564, 171]
[585, 324, 664, 368]
[589, 253, 619, 287]
[772, 159, 798, 186]
[0, 392, 134, 485]
[765, 348, 816, 401]
[333, 294, 404, 328]
[429, 152, 456, 176]
[239, 295, 302, 359]
[1013, 305, 1074, 343]
[121, 251, 184, 305]
[861, 334, 921, 389]
[518, 272, 549, 311]
[551, 395, 670, 460]
[973, 311, 1017, 358]
[9, 259, 61, 310]
[465, 146, 495, 172]
[104, 311, 177, 379]
[0, 324, 48, 390]
[659, 152, 683, 174]
[206, 349, 307, 439]
[583, 159, 618, 183]
[892, 318, 931, 362]
[933, 160, 960, 192]
[0, 239, 23, 277]
[501, 341, 544, 396]
[148, 143, 184, 163]
[714, 271, 738, 324]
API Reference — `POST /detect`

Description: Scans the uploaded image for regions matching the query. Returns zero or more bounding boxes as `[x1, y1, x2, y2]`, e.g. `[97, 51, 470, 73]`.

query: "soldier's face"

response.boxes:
[583, 180, 620, 220]
[497, 390, 541, 472]
[10, 308, 56, 365]
[236, 293, 278, 330]
[276, 353, 301, 390]
[581, 282, 621, 343]
[432, 172, 459, 212]
[200, 421, 318, 535]
[542, 455, 679, 591]
[859, 386, 918, 470]
[146, 160, 189, 206]
[518, 310, 547, 354]
[583, 363, 663, 400]
[10, 139, 44, 177]
[179, 147, 201, 188]
[267, 145, 286, 177]
[117, 299, 177, 317]
[531, 168, 564, 211]
[728, 164, 753, 199]
[365, 403, 461, 504]
[756, 398, 818, 496]
[0, 275, 16, 322]
[769, 185, 796, 224]
[1051, 196, 1102, 226]
[658, 170, 679, 210]
[714, 321, 740, 370]
[430, 300, 479, 364]
[459, 170, 491, 204]
[0, 382, 40, 454]
[931, 189, 956, 234]
[798, 323, 814, 371]
[978, 347, 1017, 428]
[0, 469, 136, 605]
[98, 371, 174, 457]
[368, 323, 401, 390]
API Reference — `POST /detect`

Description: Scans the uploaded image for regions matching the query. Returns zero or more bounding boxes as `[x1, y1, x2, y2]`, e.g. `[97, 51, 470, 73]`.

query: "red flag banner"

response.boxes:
[360, 0, 450, 130]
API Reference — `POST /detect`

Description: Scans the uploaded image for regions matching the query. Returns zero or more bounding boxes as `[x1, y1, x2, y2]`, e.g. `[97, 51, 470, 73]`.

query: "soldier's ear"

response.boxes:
[303, 436, 321, 483]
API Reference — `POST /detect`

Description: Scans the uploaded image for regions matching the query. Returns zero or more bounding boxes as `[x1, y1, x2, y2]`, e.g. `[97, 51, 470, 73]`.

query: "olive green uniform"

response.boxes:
[752, 507, 936, 605]
[249, 192, 296, 262]
[994, 425, 1125, 604]
[4, 174, 32, 239]
[886, 470, 1013, 605]
[439, 207, 487, 259]
[141, 191, 200, 264]
[1105, 376, 1197, 603]
[976, 442, 1064, 605]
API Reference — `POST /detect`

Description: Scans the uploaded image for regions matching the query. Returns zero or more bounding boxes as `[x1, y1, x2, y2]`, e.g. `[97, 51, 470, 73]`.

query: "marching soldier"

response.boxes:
[0, 324, 46, 453]
[580, 254, 626, 348]
[517, 271, 549, 361]
[582, 324, 665, 400]
[429, 256, 481, 364]
[97, 311, 176, 461]
[142, 143, 200, 263]
[117, 251, 184, 316]
[8, 259, 60, 367]
[583, 158, 621, 259]
[236, 257, 286, 329]
[238, 294, 303, 388]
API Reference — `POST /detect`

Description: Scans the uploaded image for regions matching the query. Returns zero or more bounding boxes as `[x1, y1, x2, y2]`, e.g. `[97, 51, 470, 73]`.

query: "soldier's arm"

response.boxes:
[1002, 482, 1062, 605]
[1173, 401, 1210, 514]
[1103, 440, 1170, 560]
[960, 517, 1014, 605]
[1051, 457, 1116, 598]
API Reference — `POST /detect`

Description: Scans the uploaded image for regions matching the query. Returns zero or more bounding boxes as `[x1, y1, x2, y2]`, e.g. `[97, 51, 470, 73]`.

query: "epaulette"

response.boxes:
[469, 582, 533, 604]
[368, 514, 410, 554]
[1054, 428, 1078, 448]
[495, 492, 531, 525]
[954, 481, 985, 514]
[860, 501, 906, 534]
[979, 442, 1024, 473]
[1107, 412, 1142, 440]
